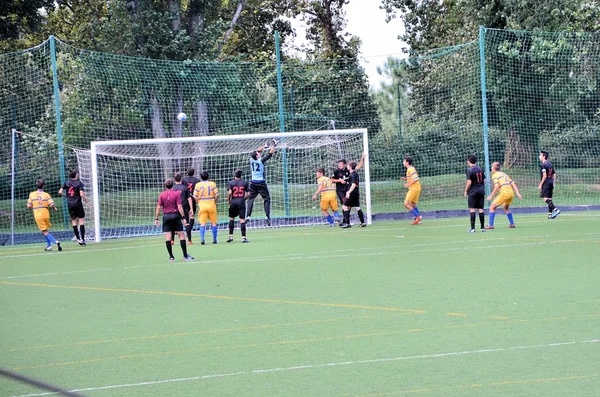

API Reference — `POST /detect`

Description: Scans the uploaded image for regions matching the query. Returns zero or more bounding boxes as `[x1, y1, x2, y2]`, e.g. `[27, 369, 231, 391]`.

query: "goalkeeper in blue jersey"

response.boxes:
[246, 139, 276, 226]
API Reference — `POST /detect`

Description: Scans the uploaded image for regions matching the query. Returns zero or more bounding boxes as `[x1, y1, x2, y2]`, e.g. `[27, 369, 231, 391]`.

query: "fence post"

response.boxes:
[275, 31, 290, 217]
[49, 36, 69, 227]
[479, 26, 491, 198]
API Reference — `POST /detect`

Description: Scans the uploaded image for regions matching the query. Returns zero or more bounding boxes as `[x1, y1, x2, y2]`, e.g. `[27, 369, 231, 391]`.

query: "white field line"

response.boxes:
[2, 234, 598, 281]
[11, 339, 600, 397]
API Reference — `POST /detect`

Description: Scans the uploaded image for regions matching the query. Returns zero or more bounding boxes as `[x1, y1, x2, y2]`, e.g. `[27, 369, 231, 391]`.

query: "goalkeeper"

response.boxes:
[246, 139, 276, 226]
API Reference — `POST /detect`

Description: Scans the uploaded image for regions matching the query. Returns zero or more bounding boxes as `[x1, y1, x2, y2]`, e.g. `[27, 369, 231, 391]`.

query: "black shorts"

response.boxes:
[68, 204, 85, 219]
[343, 194, 360, 208]
[228, 203, 246, 219]
[540, 183, 553, 198]
[163, 213, 183, 233]
[467, 192, 485, 209]
[336, 190, 346, 205]
[249, 182, 270, 199]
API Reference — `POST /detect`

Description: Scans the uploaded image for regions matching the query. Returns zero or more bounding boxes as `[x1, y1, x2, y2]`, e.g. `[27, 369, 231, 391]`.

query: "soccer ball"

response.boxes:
[177, 112, 187, 122]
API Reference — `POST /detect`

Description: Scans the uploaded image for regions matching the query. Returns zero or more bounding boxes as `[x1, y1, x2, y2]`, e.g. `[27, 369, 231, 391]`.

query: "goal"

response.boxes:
[74, 129, 371, 242]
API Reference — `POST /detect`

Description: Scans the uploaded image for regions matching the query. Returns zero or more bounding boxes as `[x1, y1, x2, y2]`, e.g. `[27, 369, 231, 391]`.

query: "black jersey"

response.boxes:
[332, 168, 350, 192]
[347, 171, 360, 197]
[182, 176, 201, 195]
[466, 165, 485, 194]
[62, 179, 84, 207]
[173, 183, 191, 209]
[228, 179, 249, 206]
[541, 161, 555, 184]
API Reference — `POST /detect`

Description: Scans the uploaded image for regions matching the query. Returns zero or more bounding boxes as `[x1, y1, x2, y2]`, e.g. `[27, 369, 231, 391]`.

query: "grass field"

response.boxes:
[1, 212, 600, 396]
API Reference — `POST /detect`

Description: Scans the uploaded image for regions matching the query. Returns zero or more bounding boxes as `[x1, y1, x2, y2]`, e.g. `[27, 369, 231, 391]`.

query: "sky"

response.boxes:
[288, 0, 406, 89]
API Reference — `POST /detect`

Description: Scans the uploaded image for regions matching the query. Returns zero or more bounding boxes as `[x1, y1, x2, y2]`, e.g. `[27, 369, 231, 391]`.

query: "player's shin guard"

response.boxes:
[200, 226, 206, 242]
[212, 225, 218, 241]
[507, 213, 514, 225]
[180, 240, 188, 257]
[47, 233, 57, 244]
[470, 212, 476, 229]
[241, 222, 247, 237]
[357, 209, 365, 224]
[165, 241, 174, 257]
[229, 220, 235, 235]
[479, 212, 485, 229]
[343, 210, 350, 224]
[414, 206, 420, 216]
[80, 225, 85, 240]
[326, 215, 333, 225]
[72, 226, 81, 240]
[410, 209, 419, 217]
[545, 199, 556, 212]
[489, 212, 496, 226]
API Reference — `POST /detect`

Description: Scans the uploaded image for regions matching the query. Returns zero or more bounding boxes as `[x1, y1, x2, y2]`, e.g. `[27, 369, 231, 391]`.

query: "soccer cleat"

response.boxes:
[411, 216, 422, 225]
[242, 237, 249, 243]
[213, 240, 218, 244]
[183, 255, 195, 262]
[264, 217, 271, 227]
[485, 225, 494, 230]
[480, 228, 486, 233]
[227, 236, 234, 243]
[340, 223, 351, 228]
[201, 241, 205, 245]
[360, 223, 366, 228]
[44, 246, 52, 251]
[57, 241, 62, 252]
[509, 224, 516, 228]
[468, 228, 476, 233]
[169, 257, 175, 262]
[551, 208, 561, 219]
[78, 239, 86, 246]
[548, 213, 553, 219]
[71, 236, 78, 242]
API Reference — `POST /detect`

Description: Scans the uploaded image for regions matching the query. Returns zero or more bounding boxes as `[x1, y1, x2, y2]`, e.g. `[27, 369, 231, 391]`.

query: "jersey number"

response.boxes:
[187, 183, 194, 193]
[198, 186, 212, 197]
[232, 186, 245, 198]
[252, 163, 262, 172]
[68, 187, 75, 197]
[475, 172, 483, 184]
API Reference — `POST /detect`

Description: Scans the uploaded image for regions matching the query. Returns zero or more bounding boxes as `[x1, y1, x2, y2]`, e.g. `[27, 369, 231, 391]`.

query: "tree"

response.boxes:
[0, 0, 55, 52]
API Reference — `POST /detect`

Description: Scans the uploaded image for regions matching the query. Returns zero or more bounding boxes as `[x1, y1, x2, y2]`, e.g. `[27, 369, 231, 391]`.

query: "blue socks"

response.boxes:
[333, 211, 340, 220]
[200, 226, 206, 241]
[326, 215, 333, 225]
[507, 213, 514, 225]
[46, 233, 57, 245]
[212, 225, 218, 241]
[410, 208, 420, 217]
[489, 212, 496, 226]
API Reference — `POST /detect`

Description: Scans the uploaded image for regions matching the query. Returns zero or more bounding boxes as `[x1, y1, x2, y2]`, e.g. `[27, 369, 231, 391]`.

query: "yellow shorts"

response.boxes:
[405, 189, 421, 204]
[493, 192, 513, 207]
[199, 208, 217, 225]
[320, 196, 338, 212]
[35, 217, 51, 232]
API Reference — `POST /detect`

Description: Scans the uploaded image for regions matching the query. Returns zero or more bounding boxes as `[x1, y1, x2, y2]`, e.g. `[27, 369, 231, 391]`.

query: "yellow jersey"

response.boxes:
[28, 190, 54, 219]
[406, 166, 421, 190]
[317, 176, 336, 198]
[492, 171, 514, 194]
[193, 181, 219, 210]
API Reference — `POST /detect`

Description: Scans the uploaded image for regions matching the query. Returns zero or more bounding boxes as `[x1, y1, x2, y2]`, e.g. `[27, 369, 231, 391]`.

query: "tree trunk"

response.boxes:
[190, 101, 209, 171]
[504, 128, 534, 168]
[151, 96, 172, 179]
[167, 0, 181, 32]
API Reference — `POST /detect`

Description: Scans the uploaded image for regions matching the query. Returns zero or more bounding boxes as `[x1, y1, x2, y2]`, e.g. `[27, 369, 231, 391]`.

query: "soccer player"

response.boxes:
[312, 168, 341, 226]
[539, 150, 560, 219]
[340, 160, 366, 228]
[401, 156, 422, 225]
[227, 169, 250, 243]
[246, 140, 276, 226]
[331, 153, 366, 206]
[28, 179, 62, 252]
[182, 167, 200, 243]
[155, 179, 193, 262]
[464, 155, 486, 233]
[171, 173, 194, 245]
[485, 162, 523, 229]
[58, 169, 89, 245]
[193, 171, 220, 244]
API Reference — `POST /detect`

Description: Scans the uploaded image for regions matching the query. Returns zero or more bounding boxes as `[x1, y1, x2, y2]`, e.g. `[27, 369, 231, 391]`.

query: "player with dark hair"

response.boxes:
[155, 179, 193, 262]
[485, 162, 523, 229]
[182, 167, 200, 243]
[312, 168, 341, 226]
[193, 171, 220, 244]
[246, 140, 276, 226]
[171, 173, 194, 245]
[402, 156, 422, 225]
[464, 155, 486, 233]
[227, 169, 250, 243]
[340, 160, 366, 228]
[58, 169, 89, 245]
[539, 150, 560, 219]
[331, 153, 366, 206]
[28, 179, 62, 251]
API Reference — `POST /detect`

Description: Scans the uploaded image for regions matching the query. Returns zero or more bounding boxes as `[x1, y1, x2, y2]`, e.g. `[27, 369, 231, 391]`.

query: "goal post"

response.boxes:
[78, 129, 371, 242]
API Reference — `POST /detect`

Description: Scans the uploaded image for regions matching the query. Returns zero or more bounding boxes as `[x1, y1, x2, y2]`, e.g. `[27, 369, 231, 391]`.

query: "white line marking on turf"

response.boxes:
[12, 339, 600, 397]
[0, 243, 164, 259]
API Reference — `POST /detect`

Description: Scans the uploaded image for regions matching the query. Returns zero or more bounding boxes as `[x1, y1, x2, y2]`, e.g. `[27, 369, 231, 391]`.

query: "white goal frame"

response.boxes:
[89, 129, 371, 242]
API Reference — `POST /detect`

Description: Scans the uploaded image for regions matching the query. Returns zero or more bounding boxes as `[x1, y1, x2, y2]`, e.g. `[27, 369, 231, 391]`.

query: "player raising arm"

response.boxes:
[485, 162, 523, 229]
[155, 179, 193, 262]
[58, 169, 89, 245]
[246, 139, 276, 226]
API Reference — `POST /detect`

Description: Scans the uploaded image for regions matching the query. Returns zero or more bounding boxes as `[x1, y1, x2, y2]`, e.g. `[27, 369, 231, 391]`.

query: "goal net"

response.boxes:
[75, 129, 371, 241]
